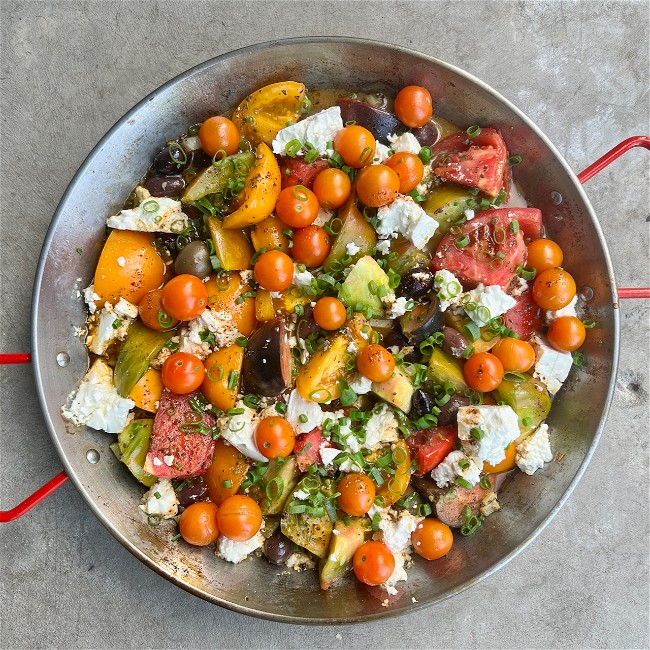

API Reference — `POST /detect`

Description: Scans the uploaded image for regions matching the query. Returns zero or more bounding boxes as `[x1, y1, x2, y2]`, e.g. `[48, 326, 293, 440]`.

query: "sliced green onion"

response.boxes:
[455, 477, 473, 490]
[583, 320, 598, 329]
[508, 154, 523, 166]
[510, 220, 520, 234]
[480, 475, 491, 490]
[222, 479, 233, 489]
[572, 351, 586, 367]
[142, 200, 159, 213]
[284, 139, 302, 157]
[503, 371, 526, 382]
[236, 336, 248, 347]
[227, 371, 238, 391]
[417, 503, 433, 517]
[466, 125, 481, 138]
[455, 235, 470, 249]
[470, 427, 485, 441]
[275, 402, 288, 414]
[418, 146, 432, 163]
[463, 321, 481, 342]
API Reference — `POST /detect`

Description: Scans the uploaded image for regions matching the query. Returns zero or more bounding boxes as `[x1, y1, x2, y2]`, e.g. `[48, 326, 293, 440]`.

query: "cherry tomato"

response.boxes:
[199, 116, 240, 157]
[526, 239, 563, 274]
[532, 268, 576, 311]
[547, 316, 586, 352]
[178, 502, 220, 546]
[312, 168, 352, 209]
[138, 289, 179, 331]
[394, 86, 433, 128]
[356, 344, 396, 382]
[463, 352, 504, 392]
[254, 417, 296, 459]
[411, 518, 453, 560]
[160, 274, 208, 321]
[216, 495, 263, 542]
[333, 125, 376, 168]
[353, 541, 395, 586]
[385, 152, 425, 194]
[491, 337, 536, 373]
[253, 250, 294, 291]
[337, 473, 376, 516]
[312, 297, 347, 330]
[292, 225, 331, 268]
[275, 185, 320, 228]
[355, 165, 400, 208]
[161, 352, 206, 394]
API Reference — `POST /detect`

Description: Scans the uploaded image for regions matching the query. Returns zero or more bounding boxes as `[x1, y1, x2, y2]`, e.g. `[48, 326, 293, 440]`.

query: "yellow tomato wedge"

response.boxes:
[128, 368, 163, 413]
[201, 345, 244, 411]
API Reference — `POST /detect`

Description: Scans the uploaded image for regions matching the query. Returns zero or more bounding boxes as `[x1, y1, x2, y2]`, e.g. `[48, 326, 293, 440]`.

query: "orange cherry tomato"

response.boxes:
[160, 274, 208, 321]
[199, 116, 240, 157]
[355, 165, 400, 208]
[292, 225, 331, 268]
[138, 289, 179, 331]
[312, 297, 347, 330]
[178, 502, 220, 546]
[312, 168, 352, 209]
[337, 473, 376, 516]
[353, 541, 395, 586]
[161, 352, 205, 394]
[394, 86, 433, 128]
[204, 439, 249, 505]
[356, 344, 396, 382]
[216, 495, 263, 542]
[527, 239, 563, 274]
[385, 152, 425, 194]
[275, 185, 320, 228]
[254, 417, 296, 459]
[463, 352, 504, 392]
[411, 518, 453, 560]
[532, 268, 576, 311]
[547, 316, 586, 352]
[253, 250, 294, 291]
[491, 337, 536, 373]
[333, 125, 376, 168]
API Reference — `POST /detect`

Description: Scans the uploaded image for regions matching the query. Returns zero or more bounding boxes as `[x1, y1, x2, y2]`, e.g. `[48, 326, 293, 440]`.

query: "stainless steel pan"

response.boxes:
[19, 37, 647, 623]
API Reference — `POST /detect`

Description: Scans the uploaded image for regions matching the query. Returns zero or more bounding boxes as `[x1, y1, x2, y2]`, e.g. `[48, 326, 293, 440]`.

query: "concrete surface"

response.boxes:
[1, 1, 648, 648]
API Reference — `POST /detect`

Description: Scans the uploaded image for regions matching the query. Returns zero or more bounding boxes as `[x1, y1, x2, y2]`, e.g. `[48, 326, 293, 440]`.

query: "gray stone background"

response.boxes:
[1, 1, 648, 648]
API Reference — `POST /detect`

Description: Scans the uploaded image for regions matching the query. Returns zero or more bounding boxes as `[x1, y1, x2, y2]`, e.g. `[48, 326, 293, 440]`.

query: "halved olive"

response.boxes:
[243, 317, 291, 397]
[399, 295, 443, 345]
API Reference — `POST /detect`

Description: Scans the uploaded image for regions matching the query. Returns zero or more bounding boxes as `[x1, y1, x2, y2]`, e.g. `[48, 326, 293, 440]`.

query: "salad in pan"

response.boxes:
[63, 81, 588, 595]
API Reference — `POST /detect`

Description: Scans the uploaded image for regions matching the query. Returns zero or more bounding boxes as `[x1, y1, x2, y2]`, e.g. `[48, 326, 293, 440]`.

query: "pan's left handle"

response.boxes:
[0, 353, 68, 522]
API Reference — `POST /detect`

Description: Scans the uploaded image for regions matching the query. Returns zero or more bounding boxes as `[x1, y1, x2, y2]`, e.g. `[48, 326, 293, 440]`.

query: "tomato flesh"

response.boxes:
[293, 428, 334, 472]
[407, 426, 457, 475]
[502, 289, 543, 340]
[279, 156, 330, 190]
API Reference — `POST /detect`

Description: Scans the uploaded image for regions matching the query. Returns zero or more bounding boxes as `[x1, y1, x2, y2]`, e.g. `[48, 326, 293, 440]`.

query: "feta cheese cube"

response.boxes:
[376, 197, 439, 250]
[285, 389, 325, 434]
[516, 423, 553, 475]
[462, 284, 517, 327]
[139, 479, 179, 519]
[182, 308, 242, 356]
[433, 269, 463, 311]
[319, 444, 342, 468]
[217, 401, 266, 462]
[375, 239, 392, 255]
[363, 405, 399, 450]
[87, 302, 133, 355]
[106, 191, 189, 233]
[388, 132, 421, 155]
[376, 508, 422, 553]
[293, 265, 315, 288]
[114, 297, 139, 320]
[430, 450, 481, 488]
[346, 242, 361, 256]
[531, 334, 573, 395]
[382, 550, 408, 595]
[382, 294, 410, 319]
[217, 531, 264, 564]
[348, 373, 373, 395]
[457, 405, 520, 465]
[271, 106, 343, 156]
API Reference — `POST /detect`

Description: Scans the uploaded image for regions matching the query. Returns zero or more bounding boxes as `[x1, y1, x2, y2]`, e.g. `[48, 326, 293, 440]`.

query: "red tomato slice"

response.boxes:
[432, 208, 526, 288]
[293, 428, 334, 472]
[279, 157, 330, 190]
[511, 207, 543, 240]
[407, 426, 457, 476]
[431, 128, 509, 198]
[503, 289, 543, 340]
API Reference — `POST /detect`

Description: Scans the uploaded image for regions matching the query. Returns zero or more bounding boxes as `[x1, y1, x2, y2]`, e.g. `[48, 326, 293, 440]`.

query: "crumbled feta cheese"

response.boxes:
[293, 265, 315, 288]
[457, 405, 520, 465]
[430, 450, 482, 488]
[83, 283, 101, 314]
[373, 141, 392, 163]
[433, 269, 463, 311]
[349, 373, 373, 395]
[184, 308, 242, 353]
[382, 294, 410, 319]
[293, 489, 309, 501]
[510, 276, 529, 297]
[544, 295, 578, 324]
[286, 551, 317, 572]
[375, 239, 392, 255]
[376, 197, 438, 250]
[139, 479, 179, 519]
[516, 423, 553, 475]
[285, 389, 325, 434]
[114, 297, 139, 319]
[376, 508, 422, 553]
[217, 531, 264, 564]
[462, 283, 516, 327]
[388, 132, 421, 155]
[363, 405, 399, 450]
[530, 334, 573, 395]
[272, 106, 343, 156]
[116, 256, 126, 268]
[239, 269, 254, 285]
[382, 550, 408, 595]
[313, 206, 334, 227]
[86, 302, 133, 355]
[106, 191, 189, 233]
[464, 208, 475, 221]
[217, 401, 266, 462]
[61, 359, 134, 433]
[480, 491, 501, 517]
[346, 242, 361, 256]
[319, 444, 343, 468]
[151, 340, 175, 369]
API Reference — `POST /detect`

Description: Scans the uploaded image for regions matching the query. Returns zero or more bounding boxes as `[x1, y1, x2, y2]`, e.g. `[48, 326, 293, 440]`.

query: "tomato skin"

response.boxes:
[547, 316, 586, 352]
[463, 352, 504, 392]
[353, 541, 395, 586]
[199, 116, 240, 157]
[333, 125, 376, 168]
[411, 518, 453, 560]
[138, 289, 179, 331]
[253, 250, 294, 291]
[406, 426, 457, 475]
[178, 502, 220, 546]
[161, 274, 208, 321]
[204, 439, 249, 505]
[503, 289, 543, 340]
[313, 297, 347, 330]
[385, 152, 425, 194]
[355, 165, 401, 208]
[216, 495, 263, 542]
[337, 473, 376, 516]
[292, 225, 331, 268]
[491, 337, 535, 372]
[161, 352, 206, 394]
[527, 239, 563, 273]
[312, 168, 352, 209]
[532, 268, 576, 311]
[279, 156, 330, 190]
[275, 184, 320, 228]
[293, 428, 334, 472]
[254, 417, 296, 459]
[357, 344, 396, 382]
[394, 86, 433, 128]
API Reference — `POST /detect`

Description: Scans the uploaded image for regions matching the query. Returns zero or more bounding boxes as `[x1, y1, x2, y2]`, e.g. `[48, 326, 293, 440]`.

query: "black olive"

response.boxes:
[145, 175, 186, 197]
[411, 123, 439, 147]
[154, 143, 189, 175]
[399, 295, 444, 345]
[437, 394, 471, 427]
[174, 241, 212, 278]
[382, 329, 409, 349]
[175, 477, 209, 507]
[441, 326, 470, 359]
[296, 304, 319, 340]
[397, 267, 436, 299]
[263, 527, 293, 565]
[410, 388, 436, 421]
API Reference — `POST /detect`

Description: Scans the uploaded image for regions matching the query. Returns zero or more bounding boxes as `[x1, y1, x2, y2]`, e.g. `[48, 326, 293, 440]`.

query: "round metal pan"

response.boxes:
[31, 37, 619, 624]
